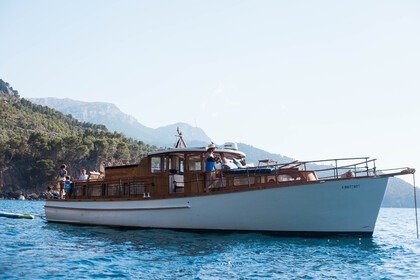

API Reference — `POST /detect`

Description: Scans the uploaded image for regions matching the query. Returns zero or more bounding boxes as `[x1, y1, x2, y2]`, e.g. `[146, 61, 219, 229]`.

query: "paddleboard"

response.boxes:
[0, 211, 35, 219]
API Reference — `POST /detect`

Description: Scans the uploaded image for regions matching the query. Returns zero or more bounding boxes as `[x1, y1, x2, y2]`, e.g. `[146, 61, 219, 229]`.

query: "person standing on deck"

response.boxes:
[79, 168, 88, 181]
[78, 168, 89, 197]
[205, 143, 218, 191]
[64, 176, 72, 198]
[58, 164, 67, 199]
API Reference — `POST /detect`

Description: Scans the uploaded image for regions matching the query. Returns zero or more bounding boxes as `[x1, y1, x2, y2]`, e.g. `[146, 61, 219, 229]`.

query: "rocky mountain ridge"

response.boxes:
[29, 97, 211, 147]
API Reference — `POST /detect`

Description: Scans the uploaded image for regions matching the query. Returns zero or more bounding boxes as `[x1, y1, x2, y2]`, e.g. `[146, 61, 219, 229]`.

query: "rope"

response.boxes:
[413, 173, 419, 239]
[35, 214, 47, 220]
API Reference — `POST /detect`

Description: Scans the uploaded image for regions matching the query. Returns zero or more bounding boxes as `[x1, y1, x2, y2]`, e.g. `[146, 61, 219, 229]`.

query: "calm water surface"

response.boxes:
[0, 200, 419, 279]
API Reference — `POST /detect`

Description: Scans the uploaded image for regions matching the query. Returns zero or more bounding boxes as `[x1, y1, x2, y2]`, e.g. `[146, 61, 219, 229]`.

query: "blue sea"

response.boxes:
[0, 200, 419, 279]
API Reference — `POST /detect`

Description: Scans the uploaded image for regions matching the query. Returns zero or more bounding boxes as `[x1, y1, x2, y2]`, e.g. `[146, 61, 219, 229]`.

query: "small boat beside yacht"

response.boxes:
[44, 132, 415, 236]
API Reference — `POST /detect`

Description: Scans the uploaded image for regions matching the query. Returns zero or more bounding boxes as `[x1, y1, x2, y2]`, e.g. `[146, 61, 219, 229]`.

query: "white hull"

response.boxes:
[45, 177, 389, 235]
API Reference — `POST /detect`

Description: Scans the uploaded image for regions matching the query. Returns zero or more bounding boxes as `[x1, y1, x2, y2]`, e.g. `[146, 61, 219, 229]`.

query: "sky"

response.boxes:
[1, 0, 419, 183]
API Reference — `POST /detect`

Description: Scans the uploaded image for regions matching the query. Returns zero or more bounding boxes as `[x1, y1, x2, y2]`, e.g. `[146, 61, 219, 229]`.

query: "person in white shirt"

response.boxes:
[79, 168, 89, 181]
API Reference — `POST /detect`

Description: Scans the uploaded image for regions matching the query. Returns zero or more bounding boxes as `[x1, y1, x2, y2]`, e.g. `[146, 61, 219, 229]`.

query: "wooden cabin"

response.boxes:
[68, 146, 323, 201]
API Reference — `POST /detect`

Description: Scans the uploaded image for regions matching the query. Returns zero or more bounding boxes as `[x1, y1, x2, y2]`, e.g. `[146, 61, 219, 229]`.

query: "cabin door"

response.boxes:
[169, 157, 184, 194]
[169, 174, 184, 193]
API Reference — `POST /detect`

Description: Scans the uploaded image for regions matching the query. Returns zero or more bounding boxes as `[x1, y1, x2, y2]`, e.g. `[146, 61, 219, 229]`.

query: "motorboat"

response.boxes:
[45, 133, 415, 236]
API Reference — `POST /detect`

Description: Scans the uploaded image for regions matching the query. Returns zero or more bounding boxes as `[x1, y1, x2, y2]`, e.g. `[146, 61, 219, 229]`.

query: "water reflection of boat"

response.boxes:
[45, 132, 415, 237]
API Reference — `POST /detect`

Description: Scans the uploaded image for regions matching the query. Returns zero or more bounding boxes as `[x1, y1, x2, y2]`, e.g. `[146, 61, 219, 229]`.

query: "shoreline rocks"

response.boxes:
[0, 191, 51, 200]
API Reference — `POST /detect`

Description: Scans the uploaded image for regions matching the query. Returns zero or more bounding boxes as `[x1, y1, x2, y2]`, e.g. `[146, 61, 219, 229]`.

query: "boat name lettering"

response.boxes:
[341, 184, 360, 189]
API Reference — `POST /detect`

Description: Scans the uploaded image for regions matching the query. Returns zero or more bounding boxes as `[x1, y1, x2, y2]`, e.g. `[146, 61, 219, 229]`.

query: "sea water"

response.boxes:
[0, 200, 419, 279]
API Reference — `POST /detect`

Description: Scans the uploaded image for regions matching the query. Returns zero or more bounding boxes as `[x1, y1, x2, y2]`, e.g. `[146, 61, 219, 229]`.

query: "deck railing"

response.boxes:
[297, 157, 375, 180]
[47, 157, 414, 200]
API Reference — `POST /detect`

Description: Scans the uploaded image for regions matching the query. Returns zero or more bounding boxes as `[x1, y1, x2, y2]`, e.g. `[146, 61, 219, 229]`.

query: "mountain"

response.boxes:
[29, 98, 211, 146]
[383, 178, 417, 208]
[29, 98, 294, 163]
[29, 97, 417, 207]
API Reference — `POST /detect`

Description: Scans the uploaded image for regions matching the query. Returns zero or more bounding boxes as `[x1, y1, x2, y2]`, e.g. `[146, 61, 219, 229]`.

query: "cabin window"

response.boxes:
[151, 157, 167, 173]
[169, 156, 184, 174]
[162, 157, 167, 172]
[169, 157, 176, 172]
[188, 155, 202, 171]
[179, 158, 184, 173]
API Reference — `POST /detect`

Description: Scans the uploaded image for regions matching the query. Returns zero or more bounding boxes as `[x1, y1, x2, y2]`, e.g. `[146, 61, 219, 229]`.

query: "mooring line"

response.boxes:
[413, 173, 418, 239]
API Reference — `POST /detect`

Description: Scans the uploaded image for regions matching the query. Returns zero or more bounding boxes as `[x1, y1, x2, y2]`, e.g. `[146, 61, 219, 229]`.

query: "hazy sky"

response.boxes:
[1, 0, 419, 182]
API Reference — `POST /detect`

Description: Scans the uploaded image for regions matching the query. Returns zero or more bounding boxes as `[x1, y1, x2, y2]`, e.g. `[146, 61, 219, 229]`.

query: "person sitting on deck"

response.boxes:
[220, 153, 238, 170]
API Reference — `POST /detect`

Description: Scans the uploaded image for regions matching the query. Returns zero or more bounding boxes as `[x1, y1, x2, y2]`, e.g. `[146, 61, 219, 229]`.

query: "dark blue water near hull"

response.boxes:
[0, 200, 419, 279]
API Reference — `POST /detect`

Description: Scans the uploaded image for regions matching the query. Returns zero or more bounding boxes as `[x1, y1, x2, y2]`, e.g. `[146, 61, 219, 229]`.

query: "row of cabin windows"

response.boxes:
[151, 155, 202, 173]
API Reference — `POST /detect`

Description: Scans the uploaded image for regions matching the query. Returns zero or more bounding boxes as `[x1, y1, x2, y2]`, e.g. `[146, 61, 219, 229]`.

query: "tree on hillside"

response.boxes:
[0, 80, 158, 194]
[26, 159, 56, 192]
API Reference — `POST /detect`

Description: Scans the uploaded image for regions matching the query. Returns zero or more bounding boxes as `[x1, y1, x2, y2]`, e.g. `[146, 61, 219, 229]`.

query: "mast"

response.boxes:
[174, 127, 187, 148]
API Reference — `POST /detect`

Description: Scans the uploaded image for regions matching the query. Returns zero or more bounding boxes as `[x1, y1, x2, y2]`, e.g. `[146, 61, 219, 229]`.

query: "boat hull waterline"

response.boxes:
[45, 177, 388, 236]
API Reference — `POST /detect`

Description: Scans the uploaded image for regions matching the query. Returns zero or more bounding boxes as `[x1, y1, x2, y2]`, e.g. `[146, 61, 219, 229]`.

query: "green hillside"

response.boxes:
[0, 79, 157, 196]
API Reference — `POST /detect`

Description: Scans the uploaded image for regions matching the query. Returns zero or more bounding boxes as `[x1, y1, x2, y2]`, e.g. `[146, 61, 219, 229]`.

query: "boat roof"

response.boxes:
[148, 146, 246, 158]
